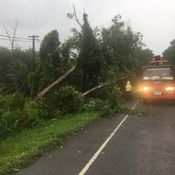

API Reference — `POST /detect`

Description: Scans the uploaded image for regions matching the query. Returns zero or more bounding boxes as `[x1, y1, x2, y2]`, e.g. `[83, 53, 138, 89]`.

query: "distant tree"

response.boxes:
[40, 30, 60, 67]
[29, 30, 75, 96]
[3, 20, 19, 52]
[0, 47, 32, 94]
[101, 17, 136, 75]
[163, 39, 175, 64]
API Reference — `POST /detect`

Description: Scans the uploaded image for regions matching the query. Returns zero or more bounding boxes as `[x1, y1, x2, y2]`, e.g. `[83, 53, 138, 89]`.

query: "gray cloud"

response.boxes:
[0, 0, 175, 54]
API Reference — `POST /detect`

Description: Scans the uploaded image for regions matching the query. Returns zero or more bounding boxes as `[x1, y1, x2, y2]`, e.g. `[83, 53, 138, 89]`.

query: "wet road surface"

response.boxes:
[17, 101, 175, 175]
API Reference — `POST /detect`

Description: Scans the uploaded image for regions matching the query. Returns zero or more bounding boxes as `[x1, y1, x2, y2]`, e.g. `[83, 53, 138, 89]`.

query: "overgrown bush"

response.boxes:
[82, 98, 114, 117]
[0, 110, 23, 138]
[42, 94, 61, 118]
[99, 103, 114, 117]
[0, 94, 28, 137]
[0, 94, 45, 138]
[56, 85, 83, 114]
[0, 93, 27, 113]
[23, 101, 45, 127]
[83, 86, 122, 117]
[83, 98, 106, 111]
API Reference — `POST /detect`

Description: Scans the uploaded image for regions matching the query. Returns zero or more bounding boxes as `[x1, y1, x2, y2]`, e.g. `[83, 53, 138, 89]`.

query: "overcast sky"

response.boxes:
[0, 0, 175, 55]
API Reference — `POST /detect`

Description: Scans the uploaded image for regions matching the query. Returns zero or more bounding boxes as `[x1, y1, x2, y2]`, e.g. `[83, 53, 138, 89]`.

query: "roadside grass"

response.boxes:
[0, 112, 100, 175]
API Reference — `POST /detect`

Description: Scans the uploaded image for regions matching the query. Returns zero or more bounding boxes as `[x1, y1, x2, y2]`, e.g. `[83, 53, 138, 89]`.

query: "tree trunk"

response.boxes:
[34, 66, 76, 101]
[82, 75, 129, 97]
[82, 82, 114, 97]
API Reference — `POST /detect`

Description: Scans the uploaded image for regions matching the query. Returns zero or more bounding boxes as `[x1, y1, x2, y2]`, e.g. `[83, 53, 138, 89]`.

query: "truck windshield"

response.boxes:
[143, 67, 173, 80]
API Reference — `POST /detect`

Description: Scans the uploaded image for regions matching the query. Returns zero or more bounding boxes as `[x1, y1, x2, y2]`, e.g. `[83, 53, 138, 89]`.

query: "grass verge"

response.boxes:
[0, 112, 100, 175]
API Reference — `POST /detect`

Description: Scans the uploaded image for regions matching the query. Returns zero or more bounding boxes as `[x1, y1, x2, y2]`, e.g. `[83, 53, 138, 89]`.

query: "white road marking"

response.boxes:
[79, 101, 139, 175]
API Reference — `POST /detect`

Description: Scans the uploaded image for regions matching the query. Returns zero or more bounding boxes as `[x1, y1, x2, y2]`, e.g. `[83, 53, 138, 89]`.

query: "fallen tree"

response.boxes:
[82, 82, 113, 97]
[34, 66, 76, 101]
[34, 64, 134, 102]
[82, 75, 130, 97]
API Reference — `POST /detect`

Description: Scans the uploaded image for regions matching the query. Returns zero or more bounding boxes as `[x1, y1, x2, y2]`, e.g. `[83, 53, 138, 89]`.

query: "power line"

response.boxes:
[28, 35, 39, 70]
[0, 37, 32, 42]
[0, 34, 42, 43]
[0, 34, 32, 41]
[0, 37, 12, 41]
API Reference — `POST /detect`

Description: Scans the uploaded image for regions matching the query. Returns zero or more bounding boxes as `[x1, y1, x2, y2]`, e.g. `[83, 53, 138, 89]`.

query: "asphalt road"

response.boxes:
[17, 101, 175, 175]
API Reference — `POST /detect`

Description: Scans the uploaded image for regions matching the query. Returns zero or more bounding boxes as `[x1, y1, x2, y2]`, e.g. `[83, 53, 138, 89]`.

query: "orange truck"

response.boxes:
[139, 56, 175, 101]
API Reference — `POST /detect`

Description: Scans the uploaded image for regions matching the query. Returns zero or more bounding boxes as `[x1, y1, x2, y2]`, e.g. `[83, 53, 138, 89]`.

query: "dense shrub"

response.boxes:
[56, 85, 83, 114]
[82, 98, 114, 117]
[0, 93, 27, 113]
[42, 94, 61, 118]
[23, 102, 45, 126]
[0, 94, 25, 135]
[0, 110, 23, 138]
[99, 103, 114, 117]
[0, 94, 44, 138]
[82, 86, 121, 117]
[83, 98, 106, 111]
[0, 94, 28, 137]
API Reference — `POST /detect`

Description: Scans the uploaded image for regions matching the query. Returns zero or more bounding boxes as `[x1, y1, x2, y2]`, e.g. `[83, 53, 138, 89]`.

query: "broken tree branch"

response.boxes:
[72, 5, 82, 27]
[82, 82, 112, 97]
[67, 5, 82, 27]
[82, 75, 130, 97]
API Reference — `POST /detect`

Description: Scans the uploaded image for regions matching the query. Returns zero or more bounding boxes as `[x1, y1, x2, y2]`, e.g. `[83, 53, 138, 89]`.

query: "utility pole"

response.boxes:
[28, 35, 39, 70]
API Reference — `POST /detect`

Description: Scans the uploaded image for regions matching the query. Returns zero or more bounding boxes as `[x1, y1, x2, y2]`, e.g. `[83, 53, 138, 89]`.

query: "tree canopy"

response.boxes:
[0, 13, 153, 97]
[163, 39, 175, 64]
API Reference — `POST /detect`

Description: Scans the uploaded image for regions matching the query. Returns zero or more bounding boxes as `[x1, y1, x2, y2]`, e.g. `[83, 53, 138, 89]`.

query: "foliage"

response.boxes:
[30, 30, 77, 96]
[0, 13, 152, 96]
[0, 93, 27, 114]
[107, 85, 122, 111]
[100, 16, 151, 80]
[83, 98, 107, 111]
[60, 33, 80, 64]
[82, 85, 121, 117]
[0, 110, 23, 138]
[40, 30, 60, 66]
[23, 102, 45, 126]
[27, 71, 40, 96]
[163, 39, 175, 64]
[29, 30, 66, 96]
[99, 103, 114, 118]
[0, 13, 153, 139]
[56, 85, 83, 113]
[0, 47, 32, 95]
[73, 13, 106, 92]
[0, 93, 53, 138]
[0, 93, 28, 137]
[0, 112, 100, 175]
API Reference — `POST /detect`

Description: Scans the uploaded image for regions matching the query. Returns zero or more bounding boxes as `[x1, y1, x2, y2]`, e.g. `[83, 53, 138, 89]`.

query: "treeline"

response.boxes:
[163, 39, 175, 64]
[0, 13, 153, 138]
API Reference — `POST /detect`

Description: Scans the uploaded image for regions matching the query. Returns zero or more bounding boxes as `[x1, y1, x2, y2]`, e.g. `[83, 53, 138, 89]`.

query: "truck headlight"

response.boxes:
[165, 87, 174, 91]
[143, 86, 150, 92]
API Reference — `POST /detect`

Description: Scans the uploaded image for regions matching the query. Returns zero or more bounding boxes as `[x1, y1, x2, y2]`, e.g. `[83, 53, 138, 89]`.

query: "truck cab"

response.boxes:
[139, 56, 175, 101]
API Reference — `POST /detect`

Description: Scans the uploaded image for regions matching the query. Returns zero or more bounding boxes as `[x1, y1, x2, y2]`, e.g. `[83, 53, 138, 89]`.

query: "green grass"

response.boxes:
[0, 112, 100, 175]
